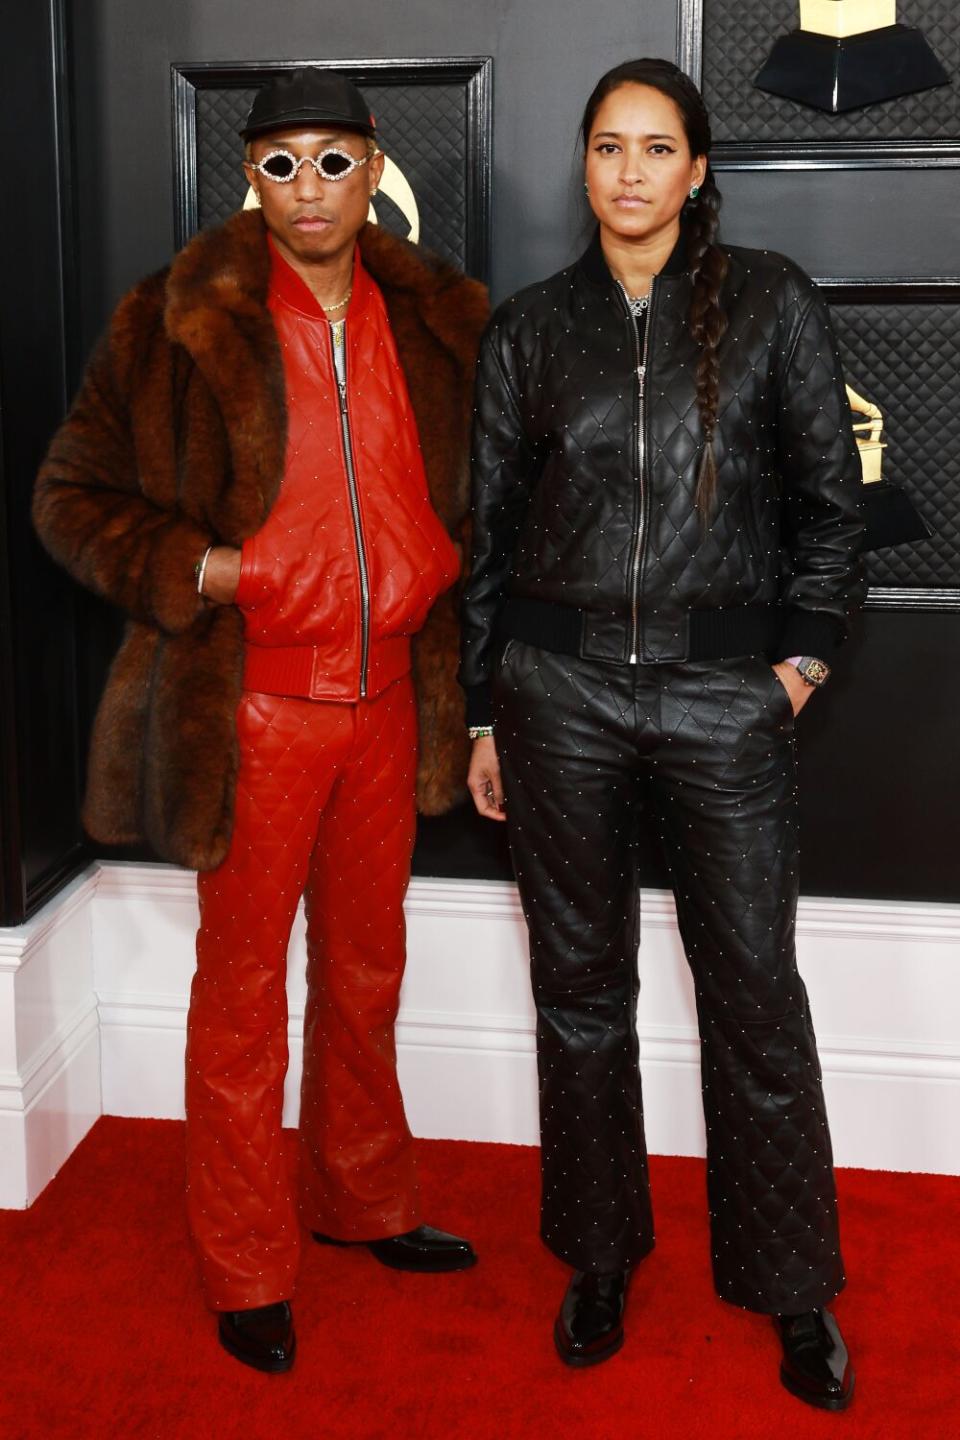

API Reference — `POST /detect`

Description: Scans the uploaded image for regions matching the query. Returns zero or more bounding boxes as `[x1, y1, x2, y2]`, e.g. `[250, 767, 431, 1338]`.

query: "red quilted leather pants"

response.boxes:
[185, 677, 421, 1310]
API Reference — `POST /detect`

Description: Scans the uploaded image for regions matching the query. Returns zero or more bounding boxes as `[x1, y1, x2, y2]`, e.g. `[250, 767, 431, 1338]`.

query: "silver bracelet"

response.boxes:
[468, 725, 495, 740]
[196, 546, 213, 596]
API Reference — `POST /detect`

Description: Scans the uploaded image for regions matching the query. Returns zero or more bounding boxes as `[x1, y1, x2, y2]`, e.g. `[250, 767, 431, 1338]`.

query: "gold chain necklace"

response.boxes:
[322, 288, 352, 314]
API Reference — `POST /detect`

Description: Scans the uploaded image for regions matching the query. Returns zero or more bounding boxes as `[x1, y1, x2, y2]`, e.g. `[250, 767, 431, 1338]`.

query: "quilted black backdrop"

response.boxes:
[8, 0, 956, 909]
[702, 0, 958, 144]
[826, 292, 960, 591]
[174, 60, 492, 279]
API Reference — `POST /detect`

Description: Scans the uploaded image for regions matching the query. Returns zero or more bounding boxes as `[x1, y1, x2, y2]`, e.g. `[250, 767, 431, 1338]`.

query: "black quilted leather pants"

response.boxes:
[494, 641, 845, 1314]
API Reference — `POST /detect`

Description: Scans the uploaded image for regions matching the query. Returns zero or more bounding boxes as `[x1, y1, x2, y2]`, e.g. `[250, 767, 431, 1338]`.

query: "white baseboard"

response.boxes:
[1, 860, 959, 1207]
[93, 863, 960, 1173]
[0, 873, 102, 1207]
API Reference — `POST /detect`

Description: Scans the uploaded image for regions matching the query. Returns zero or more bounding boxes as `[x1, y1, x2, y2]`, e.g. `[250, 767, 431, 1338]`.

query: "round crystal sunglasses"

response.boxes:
[247, 146, 382, 184]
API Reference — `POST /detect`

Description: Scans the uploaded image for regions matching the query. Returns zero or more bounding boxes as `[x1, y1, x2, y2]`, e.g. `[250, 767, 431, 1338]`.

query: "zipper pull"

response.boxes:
[638, 363, 646, 394]
[330, 319, 348, 412]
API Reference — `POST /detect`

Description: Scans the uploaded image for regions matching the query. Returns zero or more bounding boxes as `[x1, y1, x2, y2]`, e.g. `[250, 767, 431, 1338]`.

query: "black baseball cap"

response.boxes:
[240, 67, 376, 142]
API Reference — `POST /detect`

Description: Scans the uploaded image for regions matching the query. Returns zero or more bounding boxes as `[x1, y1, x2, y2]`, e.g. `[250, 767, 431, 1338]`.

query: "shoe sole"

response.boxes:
[779, 1363, 855, 1412]
[313, 1232, 478, 1272]
[554, 1318, 625, 1369]
[218, 1330, 296, 1374]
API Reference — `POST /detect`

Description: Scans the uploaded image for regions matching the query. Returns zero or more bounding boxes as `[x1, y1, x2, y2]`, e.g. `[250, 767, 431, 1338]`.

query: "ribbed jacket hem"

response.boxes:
[461, 598, 845, 729]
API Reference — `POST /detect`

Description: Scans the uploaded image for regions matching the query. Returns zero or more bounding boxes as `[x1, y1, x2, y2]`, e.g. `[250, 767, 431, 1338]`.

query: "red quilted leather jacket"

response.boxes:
[235, 239, 460, 702]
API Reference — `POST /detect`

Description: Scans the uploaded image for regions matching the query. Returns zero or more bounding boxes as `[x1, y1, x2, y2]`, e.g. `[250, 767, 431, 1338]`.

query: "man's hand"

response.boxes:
[467, 735, 507, 821]
[201, 546, 242, 605]
[772, 661, 815, 717]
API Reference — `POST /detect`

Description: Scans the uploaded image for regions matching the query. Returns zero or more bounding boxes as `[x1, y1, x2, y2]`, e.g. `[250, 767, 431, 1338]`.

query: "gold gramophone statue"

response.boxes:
[755, 1, 949, 113]
[843, 380, 930, 551]
[846, 383, 886, 483]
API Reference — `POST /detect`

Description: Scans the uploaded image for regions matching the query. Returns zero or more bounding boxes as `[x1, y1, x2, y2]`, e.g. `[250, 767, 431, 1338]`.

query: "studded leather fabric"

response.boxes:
[494, 642, 844, 1313]
[461, 231, 864, 704]
[186, 678, 421, 1310]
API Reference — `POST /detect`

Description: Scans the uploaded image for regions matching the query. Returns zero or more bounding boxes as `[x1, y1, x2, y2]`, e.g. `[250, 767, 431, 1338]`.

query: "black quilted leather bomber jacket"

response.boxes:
[459, 230, 865, 726]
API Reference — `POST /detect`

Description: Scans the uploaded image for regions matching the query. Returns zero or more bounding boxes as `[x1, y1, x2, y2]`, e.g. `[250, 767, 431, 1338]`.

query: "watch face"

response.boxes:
[801, 658, 831, 686]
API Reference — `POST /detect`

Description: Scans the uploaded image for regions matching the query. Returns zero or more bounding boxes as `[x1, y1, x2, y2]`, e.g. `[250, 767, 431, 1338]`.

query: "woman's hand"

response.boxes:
[772, 661, 816, 717]
[201, 546, 242, 605]
[467, 735, 507, 821]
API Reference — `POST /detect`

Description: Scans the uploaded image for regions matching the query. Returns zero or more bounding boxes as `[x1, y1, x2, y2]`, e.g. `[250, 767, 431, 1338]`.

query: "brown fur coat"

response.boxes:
[34, 211, 488, 870]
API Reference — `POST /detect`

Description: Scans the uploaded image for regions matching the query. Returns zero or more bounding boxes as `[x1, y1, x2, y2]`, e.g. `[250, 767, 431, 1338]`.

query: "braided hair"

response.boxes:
[581, 59, 728, 518]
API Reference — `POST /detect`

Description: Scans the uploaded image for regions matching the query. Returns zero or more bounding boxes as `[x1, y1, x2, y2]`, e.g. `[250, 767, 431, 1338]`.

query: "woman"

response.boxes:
[459, 59, 862, 1411]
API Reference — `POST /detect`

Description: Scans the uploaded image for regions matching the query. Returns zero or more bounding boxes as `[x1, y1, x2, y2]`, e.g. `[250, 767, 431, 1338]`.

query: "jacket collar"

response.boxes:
[357, 221, 489, 382]
[579, 223, 689, 290]
[160, 209, 488, 539]
[267, 232, 375, 324]
[164, 212, 285, 536]
[165, 210, 487, 379]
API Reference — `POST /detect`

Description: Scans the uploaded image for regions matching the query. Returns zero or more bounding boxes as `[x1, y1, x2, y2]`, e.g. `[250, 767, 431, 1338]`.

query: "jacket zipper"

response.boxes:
[618, 280, 655, 664]
[330, 319, 371, 697]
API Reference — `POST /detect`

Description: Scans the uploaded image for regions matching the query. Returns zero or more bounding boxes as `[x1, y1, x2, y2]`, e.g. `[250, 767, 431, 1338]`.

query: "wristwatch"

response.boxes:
[785, 655, 832, 688]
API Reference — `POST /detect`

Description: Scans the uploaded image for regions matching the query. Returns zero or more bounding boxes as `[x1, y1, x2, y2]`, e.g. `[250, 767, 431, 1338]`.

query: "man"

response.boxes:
[34, 68, 488, 1373]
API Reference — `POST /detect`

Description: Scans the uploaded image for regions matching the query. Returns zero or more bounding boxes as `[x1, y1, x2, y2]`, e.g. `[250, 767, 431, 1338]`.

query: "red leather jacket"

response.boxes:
[235, 239, 460, 702]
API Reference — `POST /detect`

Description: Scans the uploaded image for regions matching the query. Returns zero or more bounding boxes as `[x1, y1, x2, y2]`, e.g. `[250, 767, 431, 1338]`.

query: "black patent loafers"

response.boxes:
[554, 1268, 629, 1368]
[313, 1223, 477, 1272]
[218, 1300, 295, 1373]
[774, 1308, 854, 1411]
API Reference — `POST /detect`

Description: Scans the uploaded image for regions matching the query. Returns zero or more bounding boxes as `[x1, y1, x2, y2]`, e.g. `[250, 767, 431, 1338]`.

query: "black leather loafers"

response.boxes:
[774, 1308, 854, 1411]
[554, 1268, 629, 1368]
[218, 1300, 295, 1373]
[313, 1223, 477, 1272]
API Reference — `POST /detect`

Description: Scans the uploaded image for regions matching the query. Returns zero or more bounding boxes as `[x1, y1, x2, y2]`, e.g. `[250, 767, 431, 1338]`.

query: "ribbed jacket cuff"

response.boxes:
[464, 682, 494, 729]
[772, 608, 844, 665]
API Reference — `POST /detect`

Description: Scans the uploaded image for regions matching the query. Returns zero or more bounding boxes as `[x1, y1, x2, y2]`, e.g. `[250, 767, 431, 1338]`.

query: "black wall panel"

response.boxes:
[8, 0, 957, 911]
[0, 0, 86, 924]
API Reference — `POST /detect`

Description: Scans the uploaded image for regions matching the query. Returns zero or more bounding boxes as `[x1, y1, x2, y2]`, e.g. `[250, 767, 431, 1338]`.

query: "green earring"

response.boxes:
[689, 185, 701, 199]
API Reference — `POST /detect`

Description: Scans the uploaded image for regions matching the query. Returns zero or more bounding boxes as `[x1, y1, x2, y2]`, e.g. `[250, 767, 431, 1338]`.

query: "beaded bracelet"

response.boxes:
[468, 725, 495, 740]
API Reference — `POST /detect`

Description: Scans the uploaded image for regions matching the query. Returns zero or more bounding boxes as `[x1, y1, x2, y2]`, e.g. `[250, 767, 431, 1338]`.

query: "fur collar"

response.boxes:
[165, 209, 485, 376]
[165, 213, 285, 534]
[356, 221, 489, 380]
[162, 211, 487, 536]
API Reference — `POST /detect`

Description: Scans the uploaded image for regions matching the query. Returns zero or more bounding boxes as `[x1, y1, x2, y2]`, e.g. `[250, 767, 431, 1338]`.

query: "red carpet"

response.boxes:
[1, 1118, 958, 1440]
